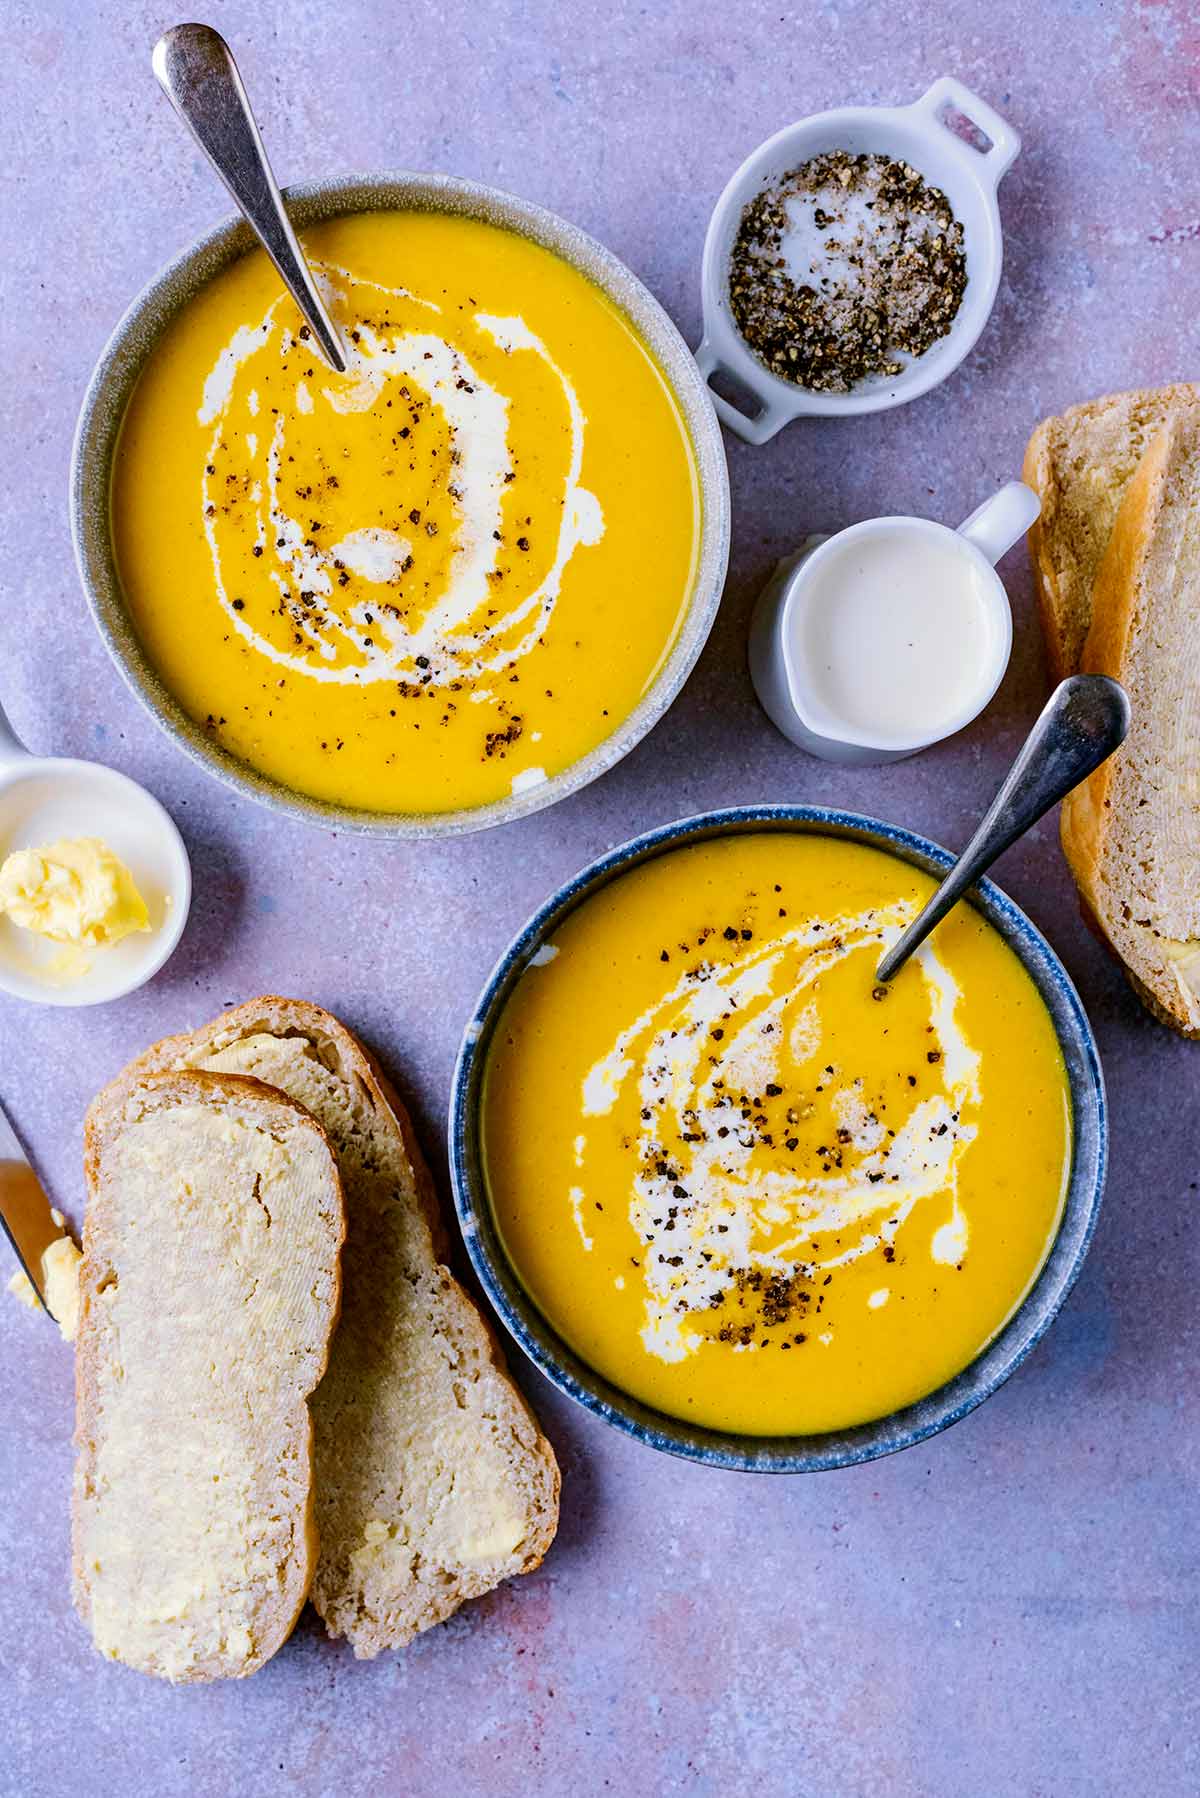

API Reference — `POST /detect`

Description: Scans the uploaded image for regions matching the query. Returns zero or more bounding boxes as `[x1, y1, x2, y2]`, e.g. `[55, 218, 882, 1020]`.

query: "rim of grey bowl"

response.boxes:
[449, 804, 1107, 1473]
[69, 172, 731, 839]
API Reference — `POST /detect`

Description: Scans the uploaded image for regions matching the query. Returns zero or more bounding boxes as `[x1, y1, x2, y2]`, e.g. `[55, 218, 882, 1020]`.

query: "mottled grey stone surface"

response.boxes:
[1, 3, 1197, 1794]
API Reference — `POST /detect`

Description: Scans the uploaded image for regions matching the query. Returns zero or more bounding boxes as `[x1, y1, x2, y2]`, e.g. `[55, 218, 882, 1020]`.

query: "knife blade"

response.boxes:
[0, 1098, 64, 1317]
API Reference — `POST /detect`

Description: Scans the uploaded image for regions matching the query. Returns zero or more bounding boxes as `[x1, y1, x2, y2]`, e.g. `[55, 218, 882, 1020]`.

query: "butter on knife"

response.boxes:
[0, 1100, 81, 1341]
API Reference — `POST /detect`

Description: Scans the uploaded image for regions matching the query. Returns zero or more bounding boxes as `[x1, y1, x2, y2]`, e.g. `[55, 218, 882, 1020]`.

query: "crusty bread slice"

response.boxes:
[1061, 409, 1200, 1036]
[118, 998, 560, 1657]
[1023, 383, 1200, 678]
[73, 1071, 344, 1682]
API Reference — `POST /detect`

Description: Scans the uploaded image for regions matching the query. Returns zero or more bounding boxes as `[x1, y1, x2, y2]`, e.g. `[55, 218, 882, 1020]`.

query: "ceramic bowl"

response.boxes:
[695, 75, 1020, 443]
[449, 805, 1106, 1473]
[71, 173, 730, 838]
[0, 731, 191, 1008]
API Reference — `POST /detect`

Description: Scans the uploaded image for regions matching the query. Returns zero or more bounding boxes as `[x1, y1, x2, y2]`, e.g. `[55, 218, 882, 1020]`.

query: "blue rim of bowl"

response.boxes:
[449, 804, 1107, 1473]
[69, 171, 731, 839]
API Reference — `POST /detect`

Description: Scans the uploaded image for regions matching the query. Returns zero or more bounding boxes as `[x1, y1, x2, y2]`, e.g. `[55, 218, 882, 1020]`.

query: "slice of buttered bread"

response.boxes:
[121, 998, 560, 1657]
[73, 1071, 344, 1682]
[1061, 408, 1200, 1035]
[1024, 383, 1200, 677]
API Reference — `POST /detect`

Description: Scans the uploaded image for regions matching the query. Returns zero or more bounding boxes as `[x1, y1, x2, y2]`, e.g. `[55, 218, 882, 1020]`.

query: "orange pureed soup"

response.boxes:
[482, 833, 1072, 1436]
[111, 211, 701, 815]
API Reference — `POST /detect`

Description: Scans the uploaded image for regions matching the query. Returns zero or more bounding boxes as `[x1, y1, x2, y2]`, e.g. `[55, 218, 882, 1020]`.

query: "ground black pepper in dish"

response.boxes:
[728, 150, 967, 392]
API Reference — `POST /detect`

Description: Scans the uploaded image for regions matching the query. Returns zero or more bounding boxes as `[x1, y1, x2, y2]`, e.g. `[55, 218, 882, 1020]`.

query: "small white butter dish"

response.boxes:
[0, 704, 191, 1007]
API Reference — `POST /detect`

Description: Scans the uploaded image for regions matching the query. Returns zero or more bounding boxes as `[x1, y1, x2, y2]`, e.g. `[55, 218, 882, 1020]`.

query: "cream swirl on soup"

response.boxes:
[482, 832, 1072, 1437]
[114, 210, 702, 815]
[575, 901, 981, 1362]
[196, 262, 603, 690]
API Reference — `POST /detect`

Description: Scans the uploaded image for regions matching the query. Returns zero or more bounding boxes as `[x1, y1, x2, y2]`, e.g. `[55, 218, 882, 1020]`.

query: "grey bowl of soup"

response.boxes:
[71, 174, 730, 836]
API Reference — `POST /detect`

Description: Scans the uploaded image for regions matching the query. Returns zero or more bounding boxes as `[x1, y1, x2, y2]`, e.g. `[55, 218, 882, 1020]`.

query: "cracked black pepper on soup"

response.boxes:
[728, 150, 968, 393]
[481, 831, 1072, 1436]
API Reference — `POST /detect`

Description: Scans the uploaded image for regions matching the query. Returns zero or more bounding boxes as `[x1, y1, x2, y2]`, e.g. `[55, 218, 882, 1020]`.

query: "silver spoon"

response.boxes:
[876, 675, 1131, 984]
[152, 22, 347, 373]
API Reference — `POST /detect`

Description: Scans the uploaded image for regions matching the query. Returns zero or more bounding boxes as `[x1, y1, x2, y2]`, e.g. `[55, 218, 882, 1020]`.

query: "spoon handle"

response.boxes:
[876, 675, 1131, 983]
[152, 23, 347, 373]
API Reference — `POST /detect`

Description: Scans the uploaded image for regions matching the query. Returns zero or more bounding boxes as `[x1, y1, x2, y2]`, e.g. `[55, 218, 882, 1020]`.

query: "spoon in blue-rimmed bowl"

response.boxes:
[876, 675, 1130, 984]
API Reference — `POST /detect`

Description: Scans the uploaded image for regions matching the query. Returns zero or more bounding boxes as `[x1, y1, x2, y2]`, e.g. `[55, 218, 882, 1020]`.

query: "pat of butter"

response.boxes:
[43, 1235, 83, 1340]
[457, 1512, 527, 1563]
[351, 1499, 525, 1575]
[1165, 939, 1200, 1002]
[7, 1268, 39, 1313]
[0, 837, 150, 964]
[6, 1228, 82, 1341]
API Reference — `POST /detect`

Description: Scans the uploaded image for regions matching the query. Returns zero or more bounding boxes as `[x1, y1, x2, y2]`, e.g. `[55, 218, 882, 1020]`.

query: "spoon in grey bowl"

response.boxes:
[876, 675, 1131, 984]
[151, 21, 347, 373]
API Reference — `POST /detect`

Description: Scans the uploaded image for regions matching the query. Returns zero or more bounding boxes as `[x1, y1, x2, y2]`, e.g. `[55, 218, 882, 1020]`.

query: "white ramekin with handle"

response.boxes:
[696, 76, 1021, 443]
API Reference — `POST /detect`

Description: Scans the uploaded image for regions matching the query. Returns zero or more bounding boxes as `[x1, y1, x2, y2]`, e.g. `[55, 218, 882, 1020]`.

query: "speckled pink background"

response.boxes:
[2, 3, 1198, 1793]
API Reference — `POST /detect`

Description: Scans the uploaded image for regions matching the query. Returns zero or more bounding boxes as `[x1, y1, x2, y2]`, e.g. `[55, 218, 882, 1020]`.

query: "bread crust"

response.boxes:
[1059, 430, 1165, 895]
[111, 1007, 452, 1265]
[1022, 417, 1070, 681]
[106, 999, 560, 1655]
[1023, 384, 1200, 679]
[1060, 420, 1200, 1035]
[74, 1070, 345, 1681]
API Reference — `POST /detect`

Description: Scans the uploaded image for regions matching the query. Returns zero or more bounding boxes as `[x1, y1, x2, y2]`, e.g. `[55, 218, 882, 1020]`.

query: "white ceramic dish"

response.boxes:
[748, 480, 1039, 763]
[0, 704, 191, 1007]
[696, 75, 1020, 443]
